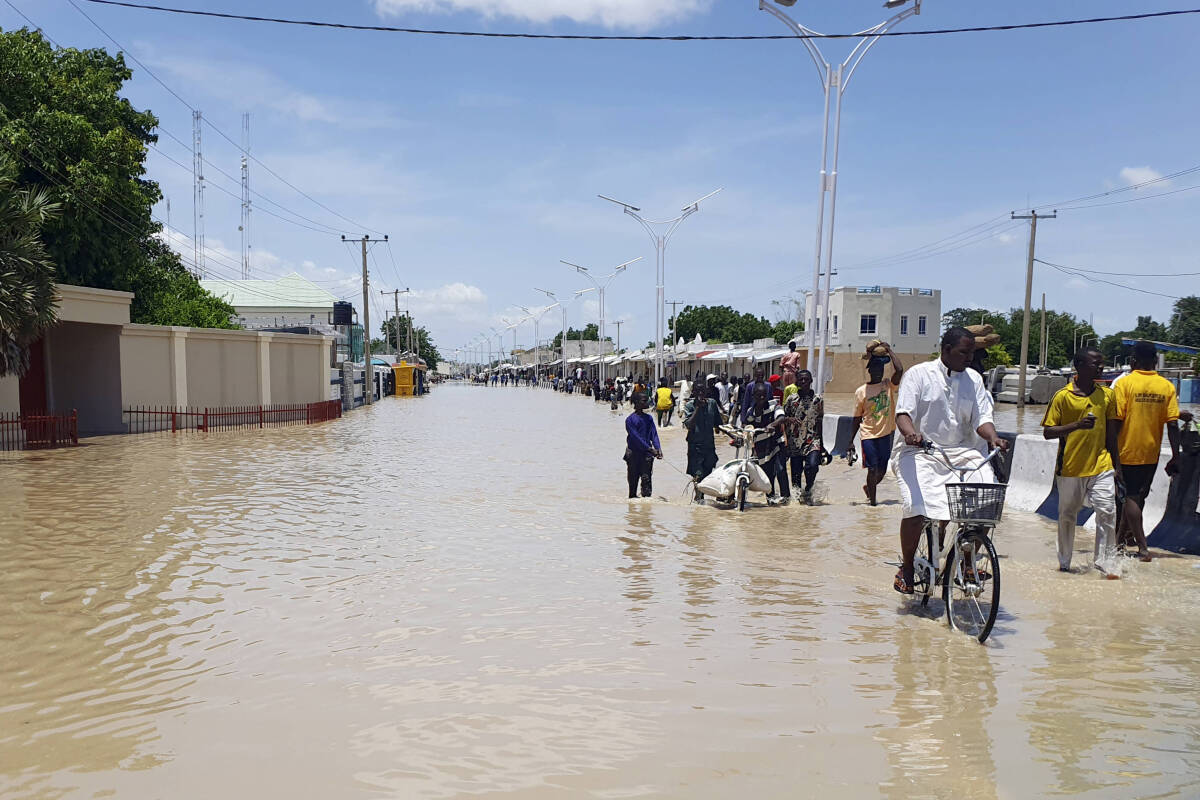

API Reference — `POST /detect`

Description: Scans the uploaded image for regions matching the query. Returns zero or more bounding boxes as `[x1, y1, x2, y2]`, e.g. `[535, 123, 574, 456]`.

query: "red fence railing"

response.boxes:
[123, 400, 342, 435]
[0, 410, 79, 451]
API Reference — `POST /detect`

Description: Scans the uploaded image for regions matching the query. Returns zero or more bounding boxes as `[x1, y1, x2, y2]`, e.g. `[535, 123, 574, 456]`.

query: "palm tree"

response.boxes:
[0, 157, 60, 377]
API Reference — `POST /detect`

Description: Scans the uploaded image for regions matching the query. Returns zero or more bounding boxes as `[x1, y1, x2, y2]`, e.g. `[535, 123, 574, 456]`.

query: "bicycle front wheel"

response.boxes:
[943, 529, 1000, 643]
[736, 477, 748, 512]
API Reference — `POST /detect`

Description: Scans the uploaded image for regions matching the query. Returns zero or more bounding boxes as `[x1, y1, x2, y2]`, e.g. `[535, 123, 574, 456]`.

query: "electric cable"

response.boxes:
[1036, 259, 1181, 300]
[78, 0, 1200, 41]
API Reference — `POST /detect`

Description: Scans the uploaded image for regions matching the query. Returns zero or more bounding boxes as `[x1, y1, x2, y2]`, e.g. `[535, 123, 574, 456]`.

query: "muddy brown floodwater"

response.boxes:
[2, 384, 1198, 799]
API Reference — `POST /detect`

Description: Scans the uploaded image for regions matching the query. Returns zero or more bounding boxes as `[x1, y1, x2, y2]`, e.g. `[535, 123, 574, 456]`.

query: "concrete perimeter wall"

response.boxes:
[121, 325, 333, 408]
[824, 413, 1199, 552]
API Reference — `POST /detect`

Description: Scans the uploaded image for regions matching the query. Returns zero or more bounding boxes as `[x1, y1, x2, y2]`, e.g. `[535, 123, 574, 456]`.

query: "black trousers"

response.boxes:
[625, 449, 654, 498]
[764, 452, 791, 498]
[790, 451, 821, 490]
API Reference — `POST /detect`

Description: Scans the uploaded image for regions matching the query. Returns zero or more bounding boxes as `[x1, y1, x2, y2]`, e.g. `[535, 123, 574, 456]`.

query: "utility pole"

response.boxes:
[191, 110, 205, 277]
[240, 112, 251, 279]
[614, 320, 623, 354]
[381, 288, 409, 357]
[667, 300, 684, 380]
[1011, 209, 1056, 408]
[343, 234, 388, 405]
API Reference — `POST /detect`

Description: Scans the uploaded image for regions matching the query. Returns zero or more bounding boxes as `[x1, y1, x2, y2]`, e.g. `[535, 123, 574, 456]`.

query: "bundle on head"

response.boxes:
[861, 339, 888, 361]
[965, 324, 994, 337]
[974, 333, 1001, 350]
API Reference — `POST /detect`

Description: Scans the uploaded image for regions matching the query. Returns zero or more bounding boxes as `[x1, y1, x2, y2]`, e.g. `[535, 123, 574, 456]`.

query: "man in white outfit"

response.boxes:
[892, 327, 1008, 594]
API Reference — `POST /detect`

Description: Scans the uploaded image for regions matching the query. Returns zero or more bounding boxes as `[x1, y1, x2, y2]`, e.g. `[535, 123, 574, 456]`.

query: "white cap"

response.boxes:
[706, 373, 718, 381]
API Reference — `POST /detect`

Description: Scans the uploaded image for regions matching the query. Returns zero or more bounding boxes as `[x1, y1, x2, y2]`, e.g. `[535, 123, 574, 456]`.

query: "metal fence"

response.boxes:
[123, 400, 343, 434]
[0, 410, 79, 451]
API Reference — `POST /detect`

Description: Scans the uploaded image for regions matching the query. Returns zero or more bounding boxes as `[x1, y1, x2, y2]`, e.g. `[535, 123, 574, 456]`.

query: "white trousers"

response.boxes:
[1056, 471, 1117, 571]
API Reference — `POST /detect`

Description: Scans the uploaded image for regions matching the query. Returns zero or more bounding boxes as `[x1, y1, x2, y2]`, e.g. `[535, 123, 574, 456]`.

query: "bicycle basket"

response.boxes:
[945, 482, 1007, 525]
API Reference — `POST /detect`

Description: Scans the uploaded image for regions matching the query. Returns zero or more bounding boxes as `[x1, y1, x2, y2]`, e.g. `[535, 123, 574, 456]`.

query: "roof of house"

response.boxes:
[199, 272, 338, 310]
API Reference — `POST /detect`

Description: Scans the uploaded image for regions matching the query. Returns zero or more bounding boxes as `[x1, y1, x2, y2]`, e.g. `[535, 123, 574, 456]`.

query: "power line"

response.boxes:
[1058, 182, 1200, 211]
[1034, 258, 1200, 279]
[1036, 259, 1181, 300]
[59, 0, 383, 236]
[78, 0, 1200, 41]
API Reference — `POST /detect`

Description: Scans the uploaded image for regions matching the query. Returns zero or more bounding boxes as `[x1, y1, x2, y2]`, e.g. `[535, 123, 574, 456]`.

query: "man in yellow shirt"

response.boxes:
[654, 377, 676, 427]
[1042, 347, 1122, 576]
[1113, 340, 1193, 561]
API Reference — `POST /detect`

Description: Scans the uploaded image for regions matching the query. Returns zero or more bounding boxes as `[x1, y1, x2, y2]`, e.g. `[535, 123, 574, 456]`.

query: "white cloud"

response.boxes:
[1065, 277, 1089, 290]
[1119, 166, 1170, 189]
[372, 0, 712, 29]
[408, 282, 490, 320]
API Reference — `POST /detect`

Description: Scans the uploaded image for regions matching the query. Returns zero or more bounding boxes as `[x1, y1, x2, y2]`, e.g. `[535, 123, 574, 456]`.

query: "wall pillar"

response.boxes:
[169, 328, 188, 407]
[257, 333, 272, 406]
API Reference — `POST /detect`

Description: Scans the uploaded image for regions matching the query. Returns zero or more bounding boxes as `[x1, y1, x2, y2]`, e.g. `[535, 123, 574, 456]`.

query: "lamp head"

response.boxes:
[883, 0, 911, 7]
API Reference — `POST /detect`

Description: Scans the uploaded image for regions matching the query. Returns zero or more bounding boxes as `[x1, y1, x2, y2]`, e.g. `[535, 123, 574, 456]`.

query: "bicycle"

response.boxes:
[909, 440, 1007, 643]
[697, 424, 773, 511]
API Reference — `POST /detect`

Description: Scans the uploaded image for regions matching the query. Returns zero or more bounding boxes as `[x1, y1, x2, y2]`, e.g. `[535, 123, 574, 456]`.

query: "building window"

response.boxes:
[918, 315, 927, 336]
[900, 315, 909, 336]
[860, 314, 877, 335]
[833, 315, 838, 334]
[814, 317, 820, 333]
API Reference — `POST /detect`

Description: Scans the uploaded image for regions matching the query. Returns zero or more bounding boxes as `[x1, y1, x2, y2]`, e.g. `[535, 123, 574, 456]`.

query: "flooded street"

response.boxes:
[3, 384, 1199, 799]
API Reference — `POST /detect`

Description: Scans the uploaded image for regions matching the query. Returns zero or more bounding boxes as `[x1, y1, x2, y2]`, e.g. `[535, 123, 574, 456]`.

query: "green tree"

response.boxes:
[0, 28, 234, 326]
[551, 323, 609, 348]
[380, 313, 440, 371]
[669, 304, 773, 345]
[942, 307, 1094, 369]
[1169, 296, 1200, 348]
[0, 155, 59, 376]
[771, 319, 804, 344]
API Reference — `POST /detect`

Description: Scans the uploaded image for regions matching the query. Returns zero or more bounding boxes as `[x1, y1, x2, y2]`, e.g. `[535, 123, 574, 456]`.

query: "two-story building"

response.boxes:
[803, 285, 942, 392]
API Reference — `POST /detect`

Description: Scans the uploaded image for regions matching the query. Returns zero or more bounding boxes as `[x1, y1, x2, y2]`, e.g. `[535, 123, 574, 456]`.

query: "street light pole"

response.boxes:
[757, 0, 921, 393]
[561, 256, 643, 383]
[599, 191, 720, 385]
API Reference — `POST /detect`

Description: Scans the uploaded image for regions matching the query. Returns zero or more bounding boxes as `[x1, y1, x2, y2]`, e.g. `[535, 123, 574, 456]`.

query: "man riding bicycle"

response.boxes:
[892, 327, 1008, 594]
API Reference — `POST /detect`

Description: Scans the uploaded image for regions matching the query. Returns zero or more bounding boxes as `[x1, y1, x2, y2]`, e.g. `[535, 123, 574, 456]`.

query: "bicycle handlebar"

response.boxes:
[920, 438, 1004, 479]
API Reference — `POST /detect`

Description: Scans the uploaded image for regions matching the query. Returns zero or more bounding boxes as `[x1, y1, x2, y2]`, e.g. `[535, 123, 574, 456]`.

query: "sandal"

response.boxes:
[893, 570, 915, 595]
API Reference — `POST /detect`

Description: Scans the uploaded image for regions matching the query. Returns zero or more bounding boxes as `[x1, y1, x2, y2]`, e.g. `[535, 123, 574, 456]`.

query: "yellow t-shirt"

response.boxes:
[655, 386, 674, 410]
[1041, 382, 1116, 477]
[1115, 370, 1180, 465]
[853, 382, 898, 440]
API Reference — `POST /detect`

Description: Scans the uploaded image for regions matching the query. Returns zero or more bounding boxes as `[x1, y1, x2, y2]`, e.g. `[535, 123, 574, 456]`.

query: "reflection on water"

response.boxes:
[1, 384, 1198, 798]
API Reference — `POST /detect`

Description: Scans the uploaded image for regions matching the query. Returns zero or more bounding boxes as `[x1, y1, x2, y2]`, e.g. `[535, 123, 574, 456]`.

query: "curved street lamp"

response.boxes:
[599, 193, 720, 384]
[561, 256, 642, 382]
[758, 0, 922, 392]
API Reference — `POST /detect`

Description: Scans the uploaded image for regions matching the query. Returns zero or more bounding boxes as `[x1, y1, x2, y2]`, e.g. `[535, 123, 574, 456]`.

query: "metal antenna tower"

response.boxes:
[240, 112, 252, 279]
[191, 110, 206, 278]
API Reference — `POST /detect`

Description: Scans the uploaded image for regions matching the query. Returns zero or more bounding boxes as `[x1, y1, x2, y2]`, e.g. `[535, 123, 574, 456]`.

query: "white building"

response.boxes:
[200, 273, 338, 331]
[805, 285, 941, 354]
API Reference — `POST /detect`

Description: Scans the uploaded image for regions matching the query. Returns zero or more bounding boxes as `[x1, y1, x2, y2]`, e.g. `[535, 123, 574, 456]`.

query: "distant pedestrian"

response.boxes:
[1041, 346, 1121, 576]
[849, 342, 904, 506]
[739, 367, 772, 424]
[625, 390, 662, 499]
[654, 377, 676, 426]
[1113, 340, 1192, 561]
[781, 340, 802, 385]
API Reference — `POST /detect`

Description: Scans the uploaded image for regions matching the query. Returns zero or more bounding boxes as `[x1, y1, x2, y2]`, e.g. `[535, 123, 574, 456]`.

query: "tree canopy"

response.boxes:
[0, 155, 59, 376]
[378, 313, 441, 371]
[0, 28, 236, 327]
[551, 323, 610, 348]
[943, 299, 1200, 369]
[669, 304, 775, 345]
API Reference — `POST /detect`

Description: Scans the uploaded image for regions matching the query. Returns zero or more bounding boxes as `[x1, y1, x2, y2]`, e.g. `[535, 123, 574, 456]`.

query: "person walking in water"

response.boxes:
[624, 391, 662, 499]
[747, 384, 791, 505]
[683, 381, 721, 503]
[783, 370, 823, 505]
[1113, 340, 1192, 561]
[1041, 346, 1122, 577]
[655, 377, 676, 427]
[849, 342, 904, 506]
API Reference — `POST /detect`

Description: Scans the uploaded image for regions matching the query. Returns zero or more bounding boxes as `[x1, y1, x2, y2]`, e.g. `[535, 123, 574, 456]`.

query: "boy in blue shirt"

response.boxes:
[625, 391, 663, 498]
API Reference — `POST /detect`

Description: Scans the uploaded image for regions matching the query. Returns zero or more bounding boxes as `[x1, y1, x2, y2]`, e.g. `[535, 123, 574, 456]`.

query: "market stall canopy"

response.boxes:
[754, 348, 790, 363]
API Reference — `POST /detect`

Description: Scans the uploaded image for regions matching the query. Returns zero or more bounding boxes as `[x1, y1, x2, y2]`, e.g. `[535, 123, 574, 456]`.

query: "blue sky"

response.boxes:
[5, 0, 1199, 357]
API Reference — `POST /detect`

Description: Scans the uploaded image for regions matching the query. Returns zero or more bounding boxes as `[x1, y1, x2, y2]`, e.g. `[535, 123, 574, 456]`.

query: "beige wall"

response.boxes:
[46, 321, 125, 434]
[0, 374, 18, 414]
[121, 325, 332, 410]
